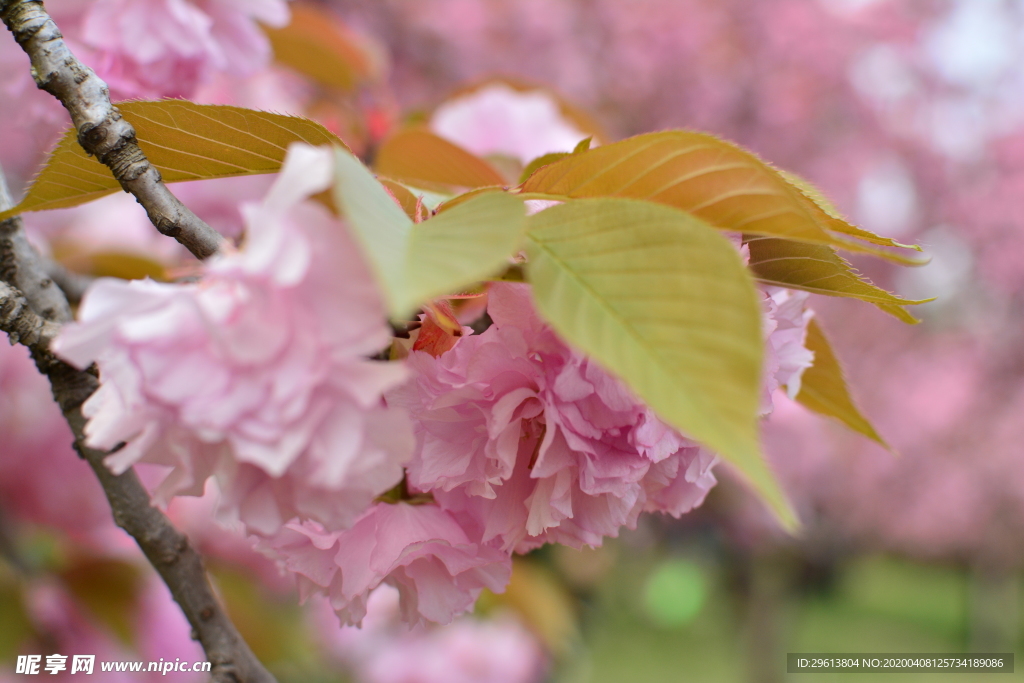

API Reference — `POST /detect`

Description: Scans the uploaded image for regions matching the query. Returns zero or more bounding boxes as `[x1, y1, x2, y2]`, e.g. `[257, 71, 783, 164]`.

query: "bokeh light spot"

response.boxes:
[642, 559, 707, 628]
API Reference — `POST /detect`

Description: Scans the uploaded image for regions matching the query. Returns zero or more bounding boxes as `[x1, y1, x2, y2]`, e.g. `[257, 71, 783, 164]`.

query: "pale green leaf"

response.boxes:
[524, 198, 797, 530]
[0, 101, 347, 221]
[407, 192, 526, 308]
[373, 127, 508, 190]
[519, 131, 923, 264]
[333, 149, 412, 313]
[334, 150, 525, 317]
[745, 235, 929, 323]
[797, 319, 889, 448]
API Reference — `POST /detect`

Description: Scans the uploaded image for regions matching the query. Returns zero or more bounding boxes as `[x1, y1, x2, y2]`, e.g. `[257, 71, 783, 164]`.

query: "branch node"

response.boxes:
[105, 141, 150, 183]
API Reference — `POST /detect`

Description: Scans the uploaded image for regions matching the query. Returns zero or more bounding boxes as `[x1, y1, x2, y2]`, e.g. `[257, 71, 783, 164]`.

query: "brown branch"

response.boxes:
[1, 150, 274, 682]
[0, 0, 225, 260]
[0, 280, 61, 347]
[43, 258, 92, 305]
[0, 170, 72, 323]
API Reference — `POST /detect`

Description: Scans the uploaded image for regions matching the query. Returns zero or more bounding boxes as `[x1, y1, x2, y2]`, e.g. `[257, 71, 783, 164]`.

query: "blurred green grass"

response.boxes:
[555, 544, 1018, 683]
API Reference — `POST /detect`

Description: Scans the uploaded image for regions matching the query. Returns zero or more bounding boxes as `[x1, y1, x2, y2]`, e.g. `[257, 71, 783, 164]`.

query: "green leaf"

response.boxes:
[797, 319, 888, 448]
[0, 101, 348, 221]
[519, 131, 922, 264]
[524, 198, 796, 530]
[264, 4, 381, 91]
[373, 127, 508, 190]
[745, 236, 929, 323]
[334, 150, 526, 317]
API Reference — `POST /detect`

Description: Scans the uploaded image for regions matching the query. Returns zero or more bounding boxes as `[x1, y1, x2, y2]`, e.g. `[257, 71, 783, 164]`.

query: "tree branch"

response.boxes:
[0, 0, 225, 260]
[43, 258, 92, 305]
[0, 171, 72, 323]
[1, 157, 275, 680]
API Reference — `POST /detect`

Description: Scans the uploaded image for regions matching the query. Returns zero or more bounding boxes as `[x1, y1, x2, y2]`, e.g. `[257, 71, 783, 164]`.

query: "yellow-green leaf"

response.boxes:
[408, 192, 526, 306]
[373, 127, 508, 190]
[520, 136, 593, 185]
[519, 131, 922, 264]
[746, 236, 928, 324]
[573, 136, 593, 154]
[797, 319, 888, 448]
[334, 150, 525, 317]
[777, 169, 927, 265]
[520, 152, 571, 184]
[435, 185, 506, 214]
[264, 4, 381, 91]
[524, 198, 796, 530]
[777, 169, 922, 252]
[0, 101, 348, 221]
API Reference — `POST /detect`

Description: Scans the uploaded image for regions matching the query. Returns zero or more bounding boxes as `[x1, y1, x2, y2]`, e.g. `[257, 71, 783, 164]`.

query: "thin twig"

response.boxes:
[0, 0, 225, 260]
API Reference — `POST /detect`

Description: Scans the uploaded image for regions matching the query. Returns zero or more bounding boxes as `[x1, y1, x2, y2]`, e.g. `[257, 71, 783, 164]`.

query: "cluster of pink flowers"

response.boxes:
[393, 282, 723, 553]
[53, 144, 412, 537]
[46, 146, 815, 627]
[48, 137, 816, 625]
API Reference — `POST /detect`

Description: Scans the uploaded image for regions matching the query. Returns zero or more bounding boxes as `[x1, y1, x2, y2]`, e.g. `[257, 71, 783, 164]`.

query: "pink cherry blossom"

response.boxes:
[78, 0, 290, 99]
[310, 584, 547, 683]
[262, 502, 511, 627]
[761, 286, 815, 411]
[389, 282, 723, 554]
[52, 144, 412, 535]
[360, 615, 546, 683]
[430, 83, 588, 164]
